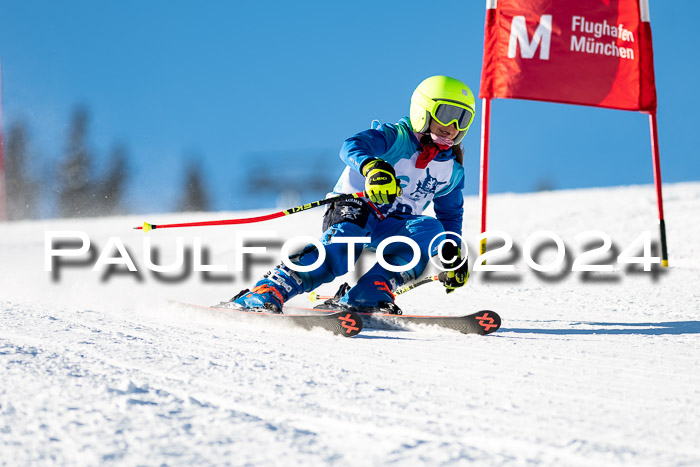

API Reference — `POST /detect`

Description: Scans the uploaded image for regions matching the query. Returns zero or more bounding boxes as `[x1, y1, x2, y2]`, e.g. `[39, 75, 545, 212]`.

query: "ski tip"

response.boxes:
[333, 310, 363, 337]
[142, 222, 155, 233]
[473, 310, 501, 335]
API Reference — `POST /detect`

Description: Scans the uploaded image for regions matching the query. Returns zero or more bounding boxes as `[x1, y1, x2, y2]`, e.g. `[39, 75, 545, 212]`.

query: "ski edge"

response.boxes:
[366, 310, 502, 335]
[168, 300, 363, 337]
[285, 305, 501, 336]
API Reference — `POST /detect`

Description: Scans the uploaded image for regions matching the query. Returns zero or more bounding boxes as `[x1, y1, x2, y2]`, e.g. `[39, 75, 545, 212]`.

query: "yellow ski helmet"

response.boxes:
[410, 75, 476, 145]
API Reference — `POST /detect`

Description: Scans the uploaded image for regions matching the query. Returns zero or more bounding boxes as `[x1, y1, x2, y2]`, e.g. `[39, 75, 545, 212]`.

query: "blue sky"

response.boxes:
[0, 1, 698, 213]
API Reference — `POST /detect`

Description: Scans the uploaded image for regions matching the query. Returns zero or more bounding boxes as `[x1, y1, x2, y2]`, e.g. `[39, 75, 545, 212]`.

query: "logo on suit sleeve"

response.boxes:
[338, 206, 362, 220]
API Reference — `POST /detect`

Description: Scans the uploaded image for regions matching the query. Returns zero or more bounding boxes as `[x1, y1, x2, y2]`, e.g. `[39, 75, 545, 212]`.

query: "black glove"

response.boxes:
[438, 241, 469, 294]
[361, 158, 402, 204]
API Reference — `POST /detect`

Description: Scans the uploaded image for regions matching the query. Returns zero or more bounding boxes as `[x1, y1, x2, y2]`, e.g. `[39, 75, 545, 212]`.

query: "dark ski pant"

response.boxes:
[284, 199, 445, 306]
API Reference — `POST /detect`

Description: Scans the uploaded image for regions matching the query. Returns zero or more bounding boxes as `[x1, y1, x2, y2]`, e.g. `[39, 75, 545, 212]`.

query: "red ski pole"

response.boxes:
[135, 191, 366, 232]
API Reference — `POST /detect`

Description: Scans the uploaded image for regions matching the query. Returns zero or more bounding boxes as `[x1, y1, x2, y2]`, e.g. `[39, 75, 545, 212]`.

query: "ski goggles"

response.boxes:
[415, 92, 475, 131]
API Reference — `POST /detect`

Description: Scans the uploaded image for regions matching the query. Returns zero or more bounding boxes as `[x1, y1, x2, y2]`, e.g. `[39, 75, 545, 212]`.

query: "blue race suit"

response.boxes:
[258, 117, 465, 307]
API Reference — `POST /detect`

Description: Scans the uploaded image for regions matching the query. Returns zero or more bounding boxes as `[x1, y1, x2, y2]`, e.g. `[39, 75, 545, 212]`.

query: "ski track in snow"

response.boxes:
[1, 182, 700, 466]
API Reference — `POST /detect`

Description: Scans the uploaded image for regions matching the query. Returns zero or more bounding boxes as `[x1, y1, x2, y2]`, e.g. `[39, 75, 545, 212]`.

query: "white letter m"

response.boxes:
[507, 15, 552, 60]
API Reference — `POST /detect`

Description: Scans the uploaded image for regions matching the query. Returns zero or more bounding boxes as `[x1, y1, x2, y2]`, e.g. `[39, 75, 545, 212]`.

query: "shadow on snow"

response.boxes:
[502, 321, 700, 336]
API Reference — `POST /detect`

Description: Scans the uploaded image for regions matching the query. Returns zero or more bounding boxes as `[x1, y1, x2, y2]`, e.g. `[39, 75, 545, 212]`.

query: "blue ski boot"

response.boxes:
[315, 278, 402, 315]
[228, 264, 307, 313]
[230, 283, 285, 313]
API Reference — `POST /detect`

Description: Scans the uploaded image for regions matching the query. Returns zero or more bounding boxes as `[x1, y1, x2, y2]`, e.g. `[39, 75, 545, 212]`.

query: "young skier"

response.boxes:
[229, 75, 475, 313]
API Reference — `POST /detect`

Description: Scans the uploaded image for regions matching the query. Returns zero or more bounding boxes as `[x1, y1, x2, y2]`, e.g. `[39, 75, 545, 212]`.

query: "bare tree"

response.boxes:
[4, 121, 39, 220]
[178, 158, 210, 212]
[98, 143, 130, 215]
[58, 106, 98, 217]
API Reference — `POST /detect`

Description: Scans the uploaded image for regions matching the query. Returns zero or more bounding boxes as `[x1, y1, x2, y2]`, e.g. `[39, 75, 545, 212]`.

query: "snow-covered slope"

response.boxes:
[1, 183, 699, 465]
